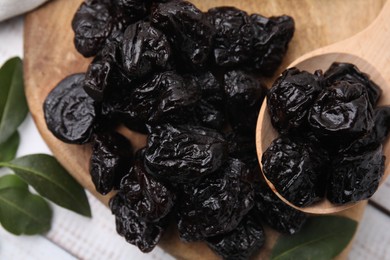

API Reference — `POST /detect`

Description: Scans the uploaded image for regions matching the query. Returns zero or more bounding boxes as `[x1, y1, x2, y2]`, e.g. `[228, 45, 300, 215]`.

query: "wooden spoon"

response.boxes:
[256, 0, 390, 214]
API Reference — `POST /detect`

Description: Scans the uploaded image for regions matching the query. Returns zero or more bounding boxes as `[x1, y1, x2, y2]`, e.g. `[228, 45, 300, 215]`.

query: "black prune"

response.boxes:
[206, 212, 265, 260]
[224, 70, 266, 133]
[44, 73, 96, 144]
[110, 191, 166, 253]
[151, 0, 215, 69]
[324, 62, 382, 106]
[261, 136, 328, 207]
[267, 68, 323, 134]
[193, 99, 225, 130]
[253, 181, 307, 235]
[120, 149, 176, 222]
[251, 14, 295, 76]
[144, 124, 228, 183]
[177, 158, 254, 241]
[72, 0, 114, 57]
[327, 145, 385, 204]
[308, 81, 374, 146]
[112, 0, 150, 27]
[89, 131, 133, 195]
[207, 7, 254, 67]
[121, 21, 171, 78]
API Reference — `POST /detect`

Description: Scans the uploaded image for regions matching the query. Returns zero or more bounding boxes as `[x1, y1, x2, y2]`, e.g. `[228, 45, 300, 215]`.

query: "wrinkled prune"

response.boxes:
[309, 81, 374, 146]
[262, 136, 328, 207]
[324, 62, 382, 106]
[206, 212, 265, 260]
[120, 149, 175, 222]
[72, 1, 114, 57]
[121, 21, 171, 78]
[224, 70, 266, 133]
[151, 0, 215, 69]
[327, 145, 385, 204]
[251, 14, 295, 76]
[267, 68, 323, 134]
[144, 124, 228, 183]
[207, 7, 254, 67]
[112, 0, 150, 26]
[44, 73, 96, 144]
[177, 158, 254, 241]
[110, 191, 166, 253]
[90, 132, 133, 195]
[253, 181, 307, 234]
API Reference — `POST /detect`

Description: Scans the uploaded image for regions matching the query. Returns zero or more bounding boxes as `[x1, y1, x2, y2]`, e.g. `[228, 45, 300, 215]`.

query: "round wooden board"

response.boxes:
[24, 0, 385, 259]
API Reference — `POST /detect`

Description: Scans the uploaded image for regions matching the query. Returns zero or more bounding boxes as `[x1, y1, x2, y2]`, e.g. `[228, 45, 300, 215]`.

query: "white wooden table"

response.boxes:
[0, 15, 390, 260]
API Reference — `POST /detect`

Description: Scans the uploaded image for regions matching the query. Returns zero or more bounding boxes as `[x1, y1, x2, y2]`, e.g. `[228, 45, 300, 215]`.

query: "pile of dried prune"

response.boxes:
[264, 62, 390, 207]
[43, 0, 300, 258]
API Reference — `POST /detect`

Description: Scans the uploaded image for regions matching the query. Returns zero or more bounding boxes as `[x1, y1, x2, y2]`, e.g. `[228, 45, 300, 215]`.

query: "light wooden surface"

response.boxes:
[5, 0, 386, 259]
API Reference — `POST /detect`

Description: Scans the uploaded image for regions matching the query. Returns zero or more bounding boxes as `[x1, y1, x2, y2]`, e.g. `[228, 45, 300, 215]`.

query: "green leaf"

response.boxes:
[0, 57, 28, 144]
[0, 154, 91, 217]
[0, 186, 52, 235]
[271, 216, 358, 260]
[0, 131, 20, 162]
[0, 174, 28, 190]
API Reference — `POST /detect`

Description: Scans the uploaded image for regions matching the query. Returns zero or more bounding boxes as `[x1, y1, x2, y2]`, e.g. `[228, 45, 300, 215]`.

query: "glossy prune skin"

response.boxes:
[324, 62, 382, 106]
[121, 21, 171, 78]
[206, 212, 265, 260]
[89, 132, 133, 195]
[151, 0, 215, 69]
[262, 136, 328, 207]
[267, 68, 323, 134]
[144, 124, 228, 183]
[110, 191, 166, 253]
[253, 181, 307, 235]
[72, 1, 114, 57]
[224, 70, 266, 133]
[308, 81, 374, 147]
[327, 145, 385, 204]
[129, 71, 200, 124]
[207, 7, 254, 67]
[44, 73, 96, 144]
[120, 149, 175, 222]
[177, 158, 254, 241]
[251, 14, 295, 76]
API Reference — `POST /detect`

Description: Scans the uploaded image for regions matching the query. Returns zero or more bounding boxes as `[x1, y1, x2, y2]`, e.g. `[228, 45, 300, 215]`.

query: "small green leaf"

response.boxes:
[0, 174, 28, 190]
[0, 57, 28, 144]
[0, 131, 20, 162]
[271, 216, 358, 260]
[0, 154, 91, 217]
[0, 186, 52, 235]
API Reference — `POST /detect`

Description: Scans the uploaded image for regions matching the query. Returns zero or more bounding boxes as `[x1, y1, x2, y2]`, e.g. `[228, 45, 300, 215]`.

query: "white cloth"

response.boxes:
[0, 0, 50, 22]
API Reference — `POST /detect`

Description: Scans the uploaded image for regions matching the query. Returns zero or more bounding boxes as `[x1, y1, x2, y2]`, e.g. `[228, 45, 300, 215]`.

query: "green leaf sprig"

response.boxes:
[0, 57, 91, 236]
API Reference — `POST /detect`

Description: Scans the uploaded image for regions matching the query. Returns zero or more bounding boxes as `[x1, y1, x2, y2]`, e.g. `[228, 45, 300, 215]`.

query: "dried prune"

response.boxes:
[89, 132, 133, 195]
[251, 14, 294, 76]
[72, 1, 114, 57]
[324, 62, 382, 106]
[224, 70, 266, 133]
[144, 124, 228, 183]
[207, 7, 254, 67]
[253, 181, 307, 234]
[267, 68, 323, 134]
[44, 73, 96, 144]
[327, 145, 385, 204]
[151, 0, 215, 69]
[121, 21, 171, 78]
[112, 0, 150, 26]
[262, 136, 328, 207]
[308, 81, 374, 147]
[120, 149, 175, 222]
[177, 158, 254, 241]
[206, 212, 265, 260]
[110, 191, 166, 253]
[193, 99, 225, 130]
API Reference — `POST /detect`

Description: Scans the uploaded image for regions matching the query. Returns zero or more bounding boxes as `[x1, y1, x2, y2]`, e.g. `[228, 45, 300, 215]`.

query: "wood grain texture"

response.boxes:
[23, 0, 386, 259]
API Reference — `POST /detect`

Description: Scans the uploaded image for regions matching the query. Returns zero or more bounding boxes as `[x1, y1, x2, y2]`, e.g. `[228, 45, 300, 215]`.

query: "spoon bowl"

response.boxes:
[256, 1, 390, 214]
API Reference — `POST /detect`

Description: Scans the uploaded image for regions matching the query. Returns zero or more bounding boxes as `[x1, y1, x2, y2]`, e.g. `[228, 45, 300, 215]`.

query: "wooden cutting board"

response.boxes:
[24, 0, 386, 259]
